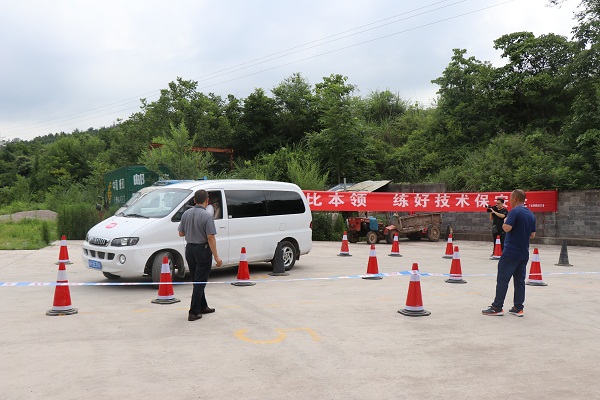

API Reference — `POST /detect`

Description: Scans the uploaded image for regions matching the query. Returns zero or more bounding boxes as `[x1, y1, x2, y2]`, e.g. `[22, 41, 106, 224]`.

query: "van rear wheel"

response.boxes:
[279, 241, 297, 271]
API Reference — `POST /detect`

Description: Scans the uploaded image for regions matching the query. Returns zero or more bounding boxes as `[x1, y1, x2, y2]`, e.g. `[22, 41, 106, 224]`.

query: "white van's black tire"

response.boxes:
[280, 241, 297, 271]
[152, 251, 173, 283]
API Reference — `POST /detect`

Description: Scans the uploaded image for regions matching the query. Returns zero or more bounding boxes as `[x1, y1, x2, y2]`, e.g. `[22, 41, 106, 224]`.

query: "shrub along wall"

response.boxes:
[441, 191, 600, 247]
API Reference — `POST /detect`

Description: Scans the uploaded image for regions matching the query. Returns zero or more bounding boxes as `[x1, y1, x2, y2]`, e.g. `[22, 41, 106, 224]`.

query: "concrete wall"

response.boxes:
[440, 191, 600, 247]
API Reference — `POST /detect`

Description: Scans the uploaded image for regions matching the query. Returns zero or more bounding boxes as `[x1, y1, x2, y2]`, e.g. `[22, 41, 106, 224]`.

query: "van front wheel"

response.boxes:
[152, 251, 173, 283]
[279, 241, 297, 271]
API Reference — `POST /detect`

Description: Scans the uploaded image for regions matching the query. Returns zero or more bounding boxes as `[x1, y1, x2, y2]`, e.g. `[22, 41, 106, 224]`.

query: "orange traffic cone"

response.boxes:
[490, 235, 502, 260]
[151, 256, 180, 304]
[46, 262, 78, 316]
[446, 245, 467, 283]
[442, 233, 454, 259]
[388, 233, 402, 257]
[338, 231, 352, 256]
[56, 235, 72, 264]
[526, 248, 548, 286]
[363, 244, 383, 280]
[398, 263, 431, 317]
[232, 247, 256, 286]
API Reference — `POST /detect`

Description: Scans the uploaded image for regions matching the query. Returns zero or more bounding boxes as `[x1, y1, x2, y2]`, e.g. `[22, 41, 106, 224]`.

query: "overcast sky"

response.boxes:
[0, 0, 581, 142]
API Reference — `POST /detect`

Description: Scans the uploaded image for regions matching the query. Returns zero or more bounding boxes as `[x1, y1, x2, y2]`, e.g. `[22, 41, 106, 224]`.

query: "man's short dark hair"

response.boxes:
[496, 198, 505, 203]
[194, 190, 208, 205]
[512, 189, 526, 203]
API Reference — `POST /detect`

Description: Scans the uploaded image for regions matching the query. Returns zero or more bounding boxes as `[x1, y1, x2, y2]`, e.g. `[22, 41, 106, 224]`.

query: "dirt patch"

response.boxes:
[0, 210, 58, 222]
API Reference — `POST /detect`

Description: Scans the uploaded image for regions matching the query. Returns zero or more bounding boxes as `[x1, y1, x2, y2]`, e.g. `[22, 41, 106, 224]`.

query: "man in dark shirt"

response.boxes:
[483, 189, 536, 317]
[178, 190, 223, 321]
[489, 198, 508, 253]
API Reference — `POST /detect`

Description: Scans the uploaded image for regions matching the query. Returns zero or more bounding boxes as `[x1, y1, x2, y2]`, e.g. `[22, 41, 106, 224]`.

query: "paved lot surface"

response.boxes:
[1, 239, 599, 400]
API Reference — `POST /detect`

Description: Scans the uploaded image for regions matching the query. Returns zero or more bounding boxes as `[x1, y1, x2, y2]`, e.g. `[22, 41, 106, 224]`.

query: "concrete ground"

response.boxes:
[1, 239, 599, 400]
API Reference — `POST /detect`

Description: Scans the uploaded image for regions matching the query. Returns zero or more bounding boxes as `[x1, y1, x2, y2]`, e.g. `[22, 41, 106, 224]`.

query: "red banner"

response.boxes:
[303, 191, 558, 212]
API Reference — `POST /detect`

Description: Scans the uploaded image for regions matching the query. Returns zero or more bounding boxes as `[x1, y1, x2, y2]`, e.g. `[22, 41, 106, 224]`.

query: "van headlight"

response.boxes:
[111, 237, 140, 246]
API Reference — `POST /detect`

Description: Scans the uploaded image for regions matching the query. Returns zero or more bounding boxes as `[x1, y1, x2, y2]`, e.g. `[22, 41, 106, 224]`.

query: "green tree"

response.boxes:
[236, 88, 278, 158]
[271, 72, 319, 145]
[431, 49, 497, 148]
[140, 122, 215, 179]
[361, 90, 407, 123]
[34, 134, 105, 192]
[307, 74, 369, 183]
[492, 31, 577, 132]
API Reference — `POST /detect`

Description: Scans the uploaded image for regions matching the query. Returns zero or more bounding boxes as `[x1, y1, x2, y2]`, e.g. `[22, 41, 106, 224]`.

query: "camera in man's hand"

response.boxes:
[485, 205, 493, 212]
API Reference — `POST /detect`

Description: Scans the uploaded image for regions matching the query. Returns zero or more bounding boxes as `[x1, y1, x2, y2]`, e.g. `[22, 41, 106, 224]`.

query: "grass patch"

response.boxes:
[0, 219, 58, 250]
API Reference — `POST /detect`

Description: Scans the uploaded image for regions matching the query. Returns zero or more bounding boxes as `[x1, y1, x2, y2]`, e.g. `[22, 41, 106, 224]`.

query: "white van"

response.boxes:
[82, 180, 313, 281]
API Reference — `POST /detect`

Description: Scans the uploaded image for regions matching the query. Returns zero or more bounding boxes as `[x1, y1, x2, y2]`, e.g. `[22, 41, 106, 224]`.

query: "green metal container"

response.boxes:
[103, 166, 161, 208]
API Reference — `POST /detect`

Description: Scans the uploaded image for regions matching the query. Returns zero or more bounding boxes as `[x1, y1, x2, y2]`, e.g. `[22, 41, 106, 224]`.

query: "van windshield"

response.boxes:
[122, 189, 192, 218]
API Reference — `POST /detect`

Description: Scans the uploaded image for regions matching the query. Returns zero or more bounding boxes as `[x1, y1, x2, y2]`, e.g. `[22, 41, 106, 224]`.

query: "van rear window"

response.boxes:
[265, 190, 305, 215]
[225, 190, 305, 218]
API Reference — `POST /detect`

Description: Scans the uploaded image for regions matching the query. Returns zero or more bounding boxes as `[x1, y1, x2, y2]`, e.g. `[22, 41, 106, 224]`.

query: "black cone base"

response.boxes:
[46, 308, 78, 316]
[151, 298, 181, 304]
[398, 309, 431, 317]
[232, 281, 256, 286]
[526, 281, 548, 286]
[445, 279, 467, 284]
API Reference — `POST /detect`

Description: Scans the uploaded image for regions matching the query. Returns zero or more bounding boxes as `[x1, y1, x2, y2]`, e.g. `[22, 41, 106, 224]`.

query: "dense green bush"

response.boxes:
[57, 203, 101, 240]
[41, 220, 51, 244]
[311, 212, 345, 241]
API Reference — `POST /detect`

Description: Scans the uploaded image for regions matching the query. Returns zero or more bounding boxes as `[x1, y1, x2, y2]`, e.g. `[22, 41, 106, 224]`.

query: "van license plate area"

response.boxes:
[88, 260, 102, 270]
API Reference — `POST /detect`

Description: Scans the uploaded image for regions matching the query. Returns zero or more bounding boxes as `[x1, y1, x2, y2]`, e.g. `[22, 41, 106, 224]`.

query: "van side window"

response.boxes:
[208, 191, 223, 220]
[225, 190, 267, 218]
[265, 190, 306, 215]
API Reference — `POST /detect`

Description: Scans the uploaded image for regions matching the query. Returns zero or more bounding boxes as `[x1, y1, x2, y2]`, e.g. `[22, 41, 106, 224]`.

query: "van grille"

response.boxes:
[84, 248, 115, 261]
[89, 237, 109, 246]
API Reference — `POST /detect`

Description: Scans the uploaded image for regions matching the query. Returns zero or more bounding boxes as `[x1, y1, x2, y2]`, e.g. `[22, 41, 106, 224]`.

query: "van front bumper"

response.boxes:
[82, 243, 151, 278]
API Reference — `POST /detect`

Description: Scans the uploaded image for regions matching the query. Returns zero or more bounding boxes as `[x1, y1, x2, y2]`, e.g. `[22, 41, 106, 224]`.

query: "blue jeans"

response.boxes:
[185, 243, 213, 314]
[492, 255, 528, 311]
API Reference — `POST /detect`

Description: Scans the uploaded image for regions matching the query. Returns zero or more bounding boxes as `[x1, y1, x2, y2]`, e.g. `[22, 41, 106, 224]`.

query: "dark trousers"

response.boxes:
[492, 255, 528, 311]
[492, 230, 506, 251]
[185, 243, 212, 314]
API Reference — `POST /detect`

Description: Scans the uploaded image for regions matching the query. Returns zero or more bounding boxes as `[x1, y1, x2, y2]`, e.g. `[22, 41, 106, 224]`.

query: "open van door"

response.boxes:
[208, 190, 229, 266]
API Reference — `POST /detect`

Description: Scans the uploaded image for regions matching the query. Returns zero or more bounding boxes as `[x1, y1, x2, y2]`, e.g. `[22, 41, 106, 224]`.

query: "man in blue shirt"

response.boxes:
[483, 189, 536, 317]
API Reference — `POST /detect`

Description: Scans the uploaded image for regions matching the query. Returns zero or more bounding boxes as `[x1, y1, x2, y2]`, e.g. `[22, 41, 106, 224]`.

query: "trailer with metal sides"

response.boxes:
[347, 213, 442, 244]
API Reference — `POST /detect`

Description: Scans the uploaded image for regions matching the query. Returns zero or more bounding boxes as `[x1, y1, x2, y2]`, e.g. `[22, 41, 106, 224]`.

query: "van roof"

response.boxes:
[161, 179, 302, 191]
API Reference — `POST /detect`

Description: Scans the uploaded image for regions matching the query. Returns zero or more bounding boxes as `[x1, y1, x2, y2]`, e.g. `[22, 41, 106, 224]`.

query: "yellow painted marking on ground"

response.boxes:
[235, 329, 287, 344]
[234, 327, 321, 344]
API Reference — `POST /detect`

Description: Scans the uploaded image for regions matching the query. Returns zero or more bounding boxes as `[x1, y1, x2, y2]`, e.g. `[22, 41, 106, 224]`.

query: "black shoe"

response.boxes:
[508, 307, 524, 317]
[200, 307, 215, 314]
[482, 306, 503, 316]
[188, 312, 202, 321]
